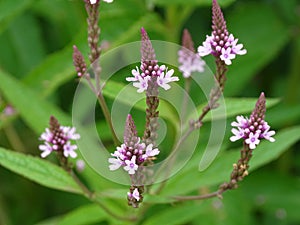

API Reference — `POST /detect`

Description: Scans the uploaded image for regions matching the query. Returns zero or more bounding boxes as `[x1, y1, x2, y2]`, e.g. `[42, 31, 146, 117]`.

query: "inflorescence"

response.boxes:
[126, 28, 179, 93]
[178, 29, 205, 78]
[198, 0, 247, 65]
[230, 93, 275, 149]
[39, 116, 80, 158]
[108, 115, 160, 175]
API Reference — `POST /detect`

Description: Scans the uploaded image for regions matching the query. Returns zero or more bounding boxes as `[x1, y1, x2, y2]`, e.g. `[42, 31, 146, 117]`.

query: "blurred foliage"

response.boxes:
[0, 0, 300, 225]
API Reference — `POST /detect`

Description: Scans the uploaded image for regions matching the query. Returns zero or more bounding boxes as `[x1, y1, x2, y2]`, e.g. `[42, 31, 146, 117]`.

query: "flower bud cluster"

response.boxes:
[39, 116, 80, 158]
[108, 141, 159, 175]
[230, 93, 275, 149]
[198, 0, 246, 65]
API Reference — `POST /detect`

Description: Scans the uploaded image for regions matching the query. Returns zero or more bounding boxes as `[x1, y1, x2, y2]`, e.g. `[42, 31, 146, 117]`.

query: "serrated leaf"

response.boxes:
[0, 147, 82, 194]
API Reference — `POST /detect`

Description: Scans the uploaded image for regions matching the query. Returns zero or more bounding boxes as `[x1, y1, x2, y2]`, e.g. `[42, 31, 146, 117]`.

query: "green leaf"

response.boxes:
[0, 0, 34, 35]
[157, 126, 300, 197]
[0, 69, 71, 133]
[22, 30, 85, 98]
[193, 97, 280, 122]
[143, 202, 210, 225]
[225, 3, 290, 95]
[0, 147, 82, 194]
[103, 80, 178, 124]
[58, 204, 107, 225]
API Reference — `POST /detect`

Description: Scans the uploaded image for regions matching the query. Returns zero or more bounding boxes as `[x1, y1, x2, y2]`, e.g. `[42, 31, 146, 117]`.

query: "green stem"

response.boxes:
[181, 78, 192, 121]
[3, 124, 26, 153]
[97, 92, 120, 146]
[69, 169, 136, 221]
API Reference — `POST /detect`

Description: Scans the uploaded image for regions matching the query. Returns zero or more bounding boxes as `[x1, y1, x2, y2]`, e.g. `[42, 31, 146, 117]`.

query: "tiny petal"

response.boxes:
[245, 132, 260, 149]
[198, 35, 213, 57]
[124, 155, 138, 175]
[39, 142, 53, 158]
[220, 47, 235, 65]
[262, 129, 276, 142]
[143, 144, 160, 159]
[63, 142, 78, 158]
[157, 69, 179, 90]
[126, 67, 140, 82]
[132, 188, 140, 201]
[132, 76, 150, 93]
[108, 158, 123, 171]
[230, 128, 244, 142]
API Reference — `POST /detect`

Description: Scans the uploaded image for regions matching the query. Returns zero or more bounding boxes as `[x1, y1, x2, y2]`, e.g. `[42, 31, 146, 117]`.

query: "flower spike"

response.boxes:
[178, 29, 205, 78]
[198, 0, 247, 65]
[126, 28, 179, 93]
[39, 116, 80, 168]
[230, 92, 275, 149]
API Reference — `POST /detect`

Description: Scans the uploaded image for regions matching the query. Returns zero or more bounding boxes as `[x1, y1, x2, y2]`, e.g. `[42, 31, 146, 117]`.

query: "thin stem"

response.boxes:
[181, 78, 192, 121]
[3, 124, 26, 153]
[97, 92, 120, 146]
[69, 169, 136, 221]
[173, 190, 222, 201]
[69, 169, 94, 198]
[152, 126, 195, 194]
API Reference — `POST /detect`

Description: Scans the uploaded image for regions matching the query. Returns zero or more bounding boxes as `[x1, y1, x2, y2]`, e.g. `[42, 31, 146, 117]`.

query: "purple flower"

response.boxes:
[63, 142, 78, 158]
[126, 28, 179, 93]
[124, 155, 138, 175]
[230, 93, 275, 149]
[142, 144, 160, 159]
[108, 114, 160, 175]
[76, 159, 85, 172]
[245, 132, 260, 149]
[230, 127, 245, 142]
[108, 158, 123, 171]
[128, 188, 140, 201]
[178, 29, 205, 78]
[220, 47, 236, 65]
[39, 116, 80, 158]
[156, 68, 178, 90]
[39, 142, 53, 158]
[197, 0, 247, 65]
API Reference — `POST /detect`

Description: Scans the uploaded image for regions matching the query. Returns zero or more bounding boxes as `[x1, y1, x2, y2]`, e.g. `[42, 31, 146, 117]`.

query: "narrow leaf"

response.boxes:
[0, 147, 82, 194]
[0, 69, 71, 133]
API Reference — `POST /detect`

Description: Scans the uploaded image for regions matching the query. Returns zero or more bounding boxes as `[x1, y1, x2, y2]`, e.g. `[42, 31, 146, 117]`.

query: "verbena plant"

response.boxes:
[0, 0, 299, 224]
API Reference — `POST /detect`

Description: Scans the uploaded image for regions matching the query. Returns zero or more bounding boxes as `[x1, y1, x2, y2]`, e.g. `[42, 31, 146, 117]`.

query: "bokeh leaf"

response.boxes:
[0, 69, 71, 133]
[0, 147, 82, 194]
[193, 97, 280, 122]
[158, 125, 300, 197]
[0, 0, 34, 35]
[225, 3, 290, 95]
[58, 204, 106, 225]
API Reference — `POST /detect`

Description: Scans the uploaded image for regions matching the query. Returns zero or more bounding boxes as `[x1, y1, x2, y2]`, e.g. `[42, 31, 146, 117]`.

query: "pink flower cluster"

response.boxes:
[198, 34, 246, 65]
[108, 140, 159, 175]
[39, 125, 80, 158]
[178, 48, 205, 78]
[230, 115, 275, 149]
[126, 65, 178, 93]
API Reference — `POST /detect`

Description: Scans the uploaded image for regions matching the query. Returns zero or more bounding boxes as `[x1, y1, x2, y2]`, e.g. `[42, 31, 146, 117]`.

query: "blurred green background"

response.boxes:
[0, 0, 300, 224]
